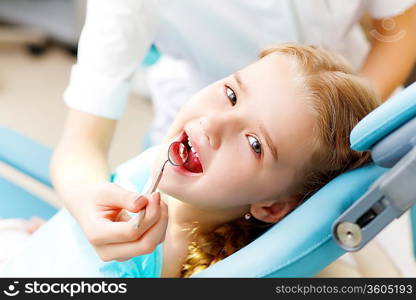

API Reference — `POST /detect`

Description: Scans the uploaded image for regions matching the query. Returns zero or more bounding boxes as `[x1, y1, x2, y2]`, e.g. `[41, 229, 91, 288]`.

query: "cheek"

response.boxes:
[202, 151, 260, 204]
[206, 155, 296, 206]
[159, 153, 258, 209]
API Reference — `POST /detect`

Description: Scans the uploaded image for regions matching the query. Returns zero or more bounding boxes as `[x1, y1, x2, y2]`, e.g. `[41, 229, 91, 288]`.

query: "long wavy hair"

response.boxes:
[180, 44, 380, 277]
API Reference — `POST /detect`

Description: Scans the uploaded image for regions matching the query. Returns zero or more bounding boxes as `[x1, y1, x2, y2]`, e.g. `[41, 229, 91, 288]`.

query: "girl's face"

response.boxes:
[153, 54, 318, 218]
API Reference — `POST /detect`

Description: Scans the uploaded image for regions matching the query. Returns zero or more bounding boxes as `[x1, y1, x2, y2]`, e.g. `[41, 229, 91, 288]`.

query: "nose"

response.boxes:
[200, 112, 242, 149]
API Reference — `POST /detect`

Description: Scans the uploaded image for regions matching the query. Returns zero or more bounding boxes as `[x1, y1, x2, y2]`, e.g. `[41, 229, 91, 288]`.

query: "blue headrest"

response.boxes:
[350, 82, 416, 151]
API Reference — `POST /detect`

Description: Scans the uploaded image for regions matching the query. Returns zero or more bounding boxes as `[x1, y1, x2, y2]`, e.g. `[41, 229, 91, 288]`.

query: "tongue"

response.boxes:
[183, 150, 203, 173]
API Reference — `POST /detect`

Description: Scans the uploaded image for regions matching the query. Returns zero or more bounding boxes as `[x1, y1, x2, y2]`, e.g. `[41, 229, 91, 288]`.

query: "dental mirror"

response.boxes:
[134, 141, 189, 228]
[147, 141, 189, 194]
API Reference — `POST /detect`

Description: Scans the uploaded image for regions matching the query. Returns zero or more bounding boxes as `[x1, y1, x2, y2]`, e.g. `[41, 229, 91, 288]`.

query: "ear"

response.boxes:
[250, 195, 300, 224]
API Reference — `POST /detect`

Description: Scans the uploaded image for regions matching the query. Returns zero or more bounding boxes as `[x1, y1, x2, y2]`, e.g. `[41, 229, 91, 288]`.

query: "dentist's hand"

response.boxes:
[66, 183, 169, 262]
[51, 110, 169, 262]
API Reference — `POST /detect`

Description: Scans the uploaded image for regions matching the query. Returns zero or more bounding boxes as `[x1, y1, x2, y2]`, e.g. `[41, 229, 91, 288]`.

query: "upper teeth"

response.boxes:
[187, 137, 199, 157]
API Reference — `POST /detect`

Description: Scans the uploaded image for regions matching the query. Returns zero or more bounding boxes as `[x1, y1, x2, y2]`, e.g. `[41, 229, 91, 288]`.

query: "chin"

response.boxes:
[158, 179, 180, 199]
[158, 181, 194, 205]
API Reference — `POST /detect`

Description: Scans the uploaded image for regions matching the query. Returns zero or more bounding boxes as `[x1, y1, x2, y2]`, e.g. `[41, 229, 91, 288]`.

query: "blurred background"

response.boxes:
[0, 0, 154, 207]
[0, 0, 415, 277]
[0, 0, 154, 163]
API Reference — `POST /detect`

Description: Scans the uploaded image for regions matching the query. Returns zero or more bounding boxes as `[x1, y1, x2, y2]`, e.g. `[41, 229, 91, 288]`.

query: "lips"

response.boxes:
[174, 131, 203, 173]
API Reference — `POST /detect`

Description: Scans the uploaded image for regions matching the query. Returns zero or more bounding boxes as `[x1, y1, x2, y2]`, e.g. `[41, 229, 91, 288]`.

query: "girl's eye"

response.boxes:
[226, 86, 237, 106]
[247, 135, 262, 155]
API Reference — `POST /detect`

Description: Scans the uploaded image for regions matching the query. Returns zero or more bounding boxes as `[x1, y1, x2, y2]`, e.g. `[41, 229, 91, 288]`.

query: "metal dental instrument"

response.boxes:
[147, 141, 189, 194]
[134, 141, 189, 227]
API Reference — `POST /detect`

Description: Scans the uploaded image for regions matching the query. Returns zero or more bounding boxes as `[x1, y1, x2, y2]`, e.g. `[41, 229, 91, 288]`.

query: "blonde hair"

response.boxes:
[180, 44, 380, 277]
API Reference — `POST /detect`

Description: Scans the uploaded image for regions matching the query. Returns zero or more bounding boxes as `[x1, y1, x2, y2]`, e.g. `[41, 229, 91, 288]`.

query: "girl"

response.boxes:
[144, 44, 380, 277]
[1, 44, 393, 277]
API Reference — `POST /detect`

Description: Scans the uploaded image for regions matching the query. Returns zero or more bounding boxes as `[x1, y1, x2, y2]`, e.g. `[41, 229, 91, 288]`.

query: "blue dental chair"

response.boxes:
[1, 78, 415, 276]
[0, 127, 57, 220]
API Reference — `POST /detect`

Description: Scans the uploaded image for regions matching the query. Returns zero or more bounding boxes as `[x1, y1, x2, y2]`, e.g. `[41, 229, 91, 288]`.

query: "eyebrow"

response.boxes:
[259, 123, 279, 162]
[233, 72, 246, 93]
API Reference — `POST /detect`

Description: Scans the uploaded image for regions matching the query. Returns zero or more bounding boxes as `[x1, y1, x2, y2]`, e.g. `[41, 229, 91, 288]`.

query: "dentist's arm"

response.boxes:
[51, 0, 167, 261]
[50, 109, 115, 194]
[360, 4, 416, 101]
[49, 109, 140, 247]
[50, 109, 168, 262]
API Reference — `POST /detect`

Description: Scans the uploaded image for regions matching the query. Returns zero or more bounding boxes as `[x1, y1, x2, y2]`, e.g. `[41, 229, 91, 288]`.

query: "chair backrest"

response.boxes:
[0, 126, 52, 187]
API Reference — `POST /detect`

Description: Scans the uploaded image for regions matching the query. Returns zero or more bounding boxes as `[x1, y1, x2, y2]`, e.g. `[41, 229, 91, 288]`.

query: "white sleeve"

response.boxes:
[63, 0, 160, 119]
[365, 0, 415, 19]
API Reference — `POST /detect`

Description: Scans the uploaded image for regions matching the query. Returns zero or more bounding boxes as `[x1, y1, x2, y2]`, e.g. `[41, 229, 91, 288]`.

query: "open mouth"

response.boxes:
[173, 131, 203, 173]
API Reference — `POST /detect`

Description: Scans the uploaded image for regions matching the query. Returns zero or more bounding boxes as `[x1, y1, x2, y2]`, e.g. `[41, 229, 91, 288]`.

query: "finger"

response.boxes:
[98, 184, 148, 213]
[115, 257, 130, 262]
[126, 195, 148, 213]
[128, 209, 146, 228]
[158, 200, 169, 244]
[88, 216, 147, 245]
[118, 194, 160, 236]
[87, 192, 158, 246]
[26, 217, 46, 233]
[115, 209, 133, 222]
[135, 192, 161, 236]
[96, 199, 169, 261]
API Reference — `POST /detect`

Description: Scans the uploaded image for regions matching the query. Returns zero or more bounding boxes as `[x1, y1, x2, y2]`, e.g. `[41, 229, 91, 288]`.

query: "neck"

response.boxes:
[159, 193, 232, 277]
[159, 192, 248, 277]
[162, 192, 247, 232]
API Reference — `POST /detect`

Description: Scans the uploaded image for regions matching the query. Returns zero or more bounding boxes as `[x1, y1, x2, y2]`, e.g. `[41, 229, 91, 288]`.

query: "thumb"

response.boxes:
[100, 184, 148, 212]
[126, 195, 148, 213]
